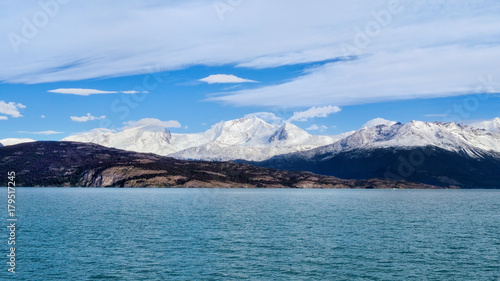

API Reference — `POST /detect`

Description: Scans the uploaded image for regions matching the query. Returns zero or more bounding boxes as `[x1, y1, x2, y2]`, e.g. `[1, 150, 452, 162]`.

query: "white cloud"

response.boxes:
[0, 0, 498, 109]
[121, 90, 149, 94]
[244, 112, 282, 122]
[41, 115, 46, 118]
[17, 130, 63, 135]
[48, 88, 149, 96]
[211, 46, 500, 107]
[362, 118, 397, 128]
[0, 116, 8, 120]
[306, 124, 328, 131]
[288, 106, 341, 122]
[199, 74, 257, 84]
[70, 113, 106, 122]
[0, 101, 26, 118]
[49, 88, 118, 96]
[123, 118, 181, 129]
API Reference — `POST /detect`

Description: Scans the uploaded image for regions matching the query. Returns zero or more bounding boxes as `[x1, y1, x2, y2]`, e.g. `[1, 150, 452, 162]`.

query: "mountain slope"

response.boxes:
[0, 141, 437, 189]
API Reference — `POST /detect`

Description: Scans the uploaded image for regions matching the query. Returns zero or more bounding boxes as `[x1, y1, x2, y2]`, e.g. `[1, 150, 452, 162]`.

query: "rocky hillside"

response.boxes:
[0, 141, 439, 189]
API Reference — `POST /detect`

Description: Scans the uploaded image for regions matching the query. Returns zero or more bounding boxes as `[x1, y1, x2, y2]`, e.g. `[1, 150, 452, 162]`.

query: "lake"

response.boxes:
[1, 188, 499, 280]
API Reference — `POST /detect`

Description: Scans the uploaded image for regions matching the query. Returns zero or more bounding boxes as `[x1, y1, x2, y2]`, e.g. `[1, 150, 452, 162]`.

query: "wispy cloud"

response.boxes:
[121, 90, 149, 94]
[48, 88, 148, 96]
[49, 88, 117, 96]
[306, 124, 328, 132]
[211, 46, 500, 107]
[1, 0, 499, 111]
[70, 113, 106, 122]
[0, 101, 26, 118]
[123, 118, 181, 129]
[244, 112, 282, 122]
[17, 130, 63, 135]
[199, 74, 257, 84]
[2, 1, 498, 84]
[0, 116, 8, 120]
[288, 106, 341, 122]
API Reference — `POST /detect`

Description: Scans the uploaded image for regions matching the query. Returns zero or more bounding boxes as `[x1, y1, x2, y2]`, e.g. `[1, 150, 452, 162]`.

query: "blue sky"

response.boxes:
[1, 0, 500, 140]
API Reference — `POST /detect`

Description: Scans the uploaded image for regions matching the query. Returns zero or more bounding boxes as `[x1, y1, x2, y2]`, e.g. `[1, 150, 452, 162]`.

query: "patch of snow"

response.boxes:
[0, 138, 36, 146]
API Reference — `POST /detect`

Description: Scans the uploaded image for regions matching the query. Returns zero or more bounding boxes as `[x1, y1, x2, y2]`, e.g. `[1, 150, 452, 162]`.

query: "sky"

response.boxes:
[1, 0, 500, 140]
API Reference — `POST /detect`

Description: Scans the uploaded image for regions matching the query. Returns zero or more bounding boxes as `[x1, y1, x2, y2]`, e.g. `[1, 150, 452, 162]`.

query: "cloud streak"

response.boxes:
[200, 74, 257, 84]
[288, 106, 341, 122]
[49, 88, 147, 96]
[306, 124, 328, 131]
[123, 118, 181, 129]
[70, 113, 106, 122]
[17, 130, 63, 135]
[1, 1, 498, 84]
[244, 112, 282, 122]
[212, 45, 500, 107]
[1, 0, 499, 108]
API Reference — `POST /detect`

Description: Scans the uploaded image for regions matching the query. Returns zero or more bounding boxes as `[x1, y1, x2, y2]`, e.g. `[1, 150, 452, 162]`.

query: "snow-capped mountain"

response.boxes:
[170, 120, 346, 161]
[62, 116, 500, 163]
[256, 119, 500, 188]
[361, 117, 397, 128]
[0, 138, 36, 146]
[63, 125, 206, 156]
[63, 116, 346, 161]
[203, 117, 276, 145]
[470, 117, 500, 132]
[298, 120, 500, 159]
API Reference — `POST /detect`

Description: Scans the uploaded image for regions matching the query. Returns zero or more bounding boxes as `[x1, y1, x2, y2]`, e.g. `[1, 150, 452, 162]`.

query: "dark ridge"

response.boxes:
[0, 141, 440, 189]
[252, 146, 500, 189]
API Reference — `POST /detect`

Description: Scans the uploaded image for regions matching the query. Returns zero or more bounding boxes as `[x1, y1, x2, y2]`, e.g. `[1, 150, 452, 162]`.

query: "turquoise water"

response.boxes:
[1, 188, 499, 280]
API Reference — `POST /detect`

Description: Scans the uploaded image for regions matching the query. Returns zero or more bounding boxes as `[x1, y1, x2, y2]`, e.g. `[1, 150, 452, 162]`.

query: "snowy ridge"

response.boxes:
[64, 125, 206, 156]
[297, 120, 500, 159]
[62, 117, 500, 161]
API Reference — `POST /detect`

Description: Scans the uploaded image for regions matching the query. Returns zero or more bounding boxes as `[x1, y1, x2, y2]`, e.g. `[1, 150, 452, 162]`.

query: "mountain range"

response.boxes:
[2, 117, 500, 188]
[60, 116, 351, 161]
[254, 118, 500, 188]
[0, 141, 436, 189]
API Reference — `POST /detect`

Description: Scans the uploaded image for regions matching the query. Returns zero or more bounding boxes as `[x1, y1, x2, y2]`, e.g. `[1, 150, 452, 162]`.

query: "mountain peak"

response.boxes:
[204, 116, 276, 145]
[362, 118, 397, 128]
[268, 122, 309, 143]
[470, 117, 500, 132]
